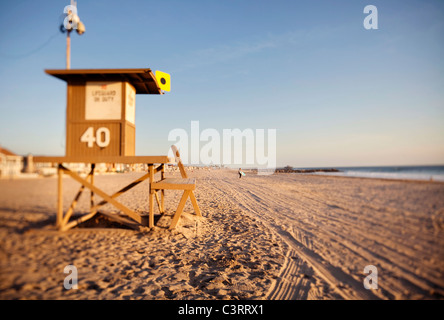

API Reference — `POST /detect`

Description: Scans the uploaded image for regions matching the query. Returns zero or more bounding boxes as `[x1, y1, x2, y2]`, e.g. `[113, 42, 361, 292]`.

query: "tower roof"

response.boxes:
[45, 68, 162, 94]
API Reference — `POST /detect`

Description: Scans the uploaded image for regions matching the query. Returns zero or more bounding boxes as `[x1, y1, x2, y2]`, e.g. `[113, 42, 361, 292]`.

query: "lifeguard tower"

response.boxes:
[33, 2, 200, 232]
[34, 68, 201, 231]
[46, 68, 163, 157]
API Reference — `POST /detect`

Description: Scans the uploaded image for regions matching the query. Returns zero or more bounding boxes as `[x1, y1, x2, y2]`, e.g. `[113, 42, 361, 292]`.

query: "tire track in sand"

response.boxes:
[215, 177, 378, 300]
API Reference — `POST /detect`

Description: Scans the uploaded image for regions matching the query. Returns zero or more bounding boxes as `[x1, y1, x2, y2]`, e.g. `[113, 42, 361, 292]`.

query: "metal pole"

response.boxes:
[66, 30, 71, 69]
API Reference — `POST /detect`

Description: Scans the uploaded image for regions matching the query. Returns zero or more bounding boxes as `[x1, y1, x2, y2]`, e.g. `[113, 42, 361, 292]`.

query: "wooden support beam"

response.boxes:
[34, 155, 171, 165]
[90, 164, 95, 209]
[154, 164, 164, 174]
[61, 211, 98, 232]
[151, 178, 196, 190]
[161, 165, 165, 213]
[92, 172, 150, 210]
[169, 190, 191, 230]
[62, 184, 86, 227]
[57, 165, 64, 229]
[154, 191, 161, 212]
[60, 165, 144, 224]
[149, 164, 154, 228]
[189, 191, 202, 217]
[62, 167, 95, 226]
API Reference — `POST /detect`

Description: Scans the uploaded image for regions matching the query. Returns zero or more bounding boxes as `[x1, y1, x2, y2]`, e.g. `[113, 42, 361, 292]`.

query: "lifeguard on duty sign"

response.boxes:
[85, 82, 135, 123]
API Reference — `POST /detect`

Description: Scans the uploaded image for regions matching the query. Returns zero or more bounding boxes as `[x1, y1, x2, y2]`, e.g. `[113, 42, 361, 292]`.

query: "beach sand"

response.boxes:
[0, 169, 443, 300]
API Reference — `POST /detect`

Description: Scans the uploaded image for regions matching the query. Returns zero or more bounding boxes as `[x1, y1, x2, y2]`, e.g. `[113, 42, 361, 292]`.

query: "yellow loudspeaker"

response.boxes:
[155, 70, 171, 92]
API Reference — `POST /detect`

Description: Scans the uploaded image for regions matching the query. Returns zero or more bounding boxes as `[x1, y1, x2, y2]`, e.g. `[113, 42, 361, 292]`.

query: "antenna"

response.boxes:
[60, 0, 85, 69]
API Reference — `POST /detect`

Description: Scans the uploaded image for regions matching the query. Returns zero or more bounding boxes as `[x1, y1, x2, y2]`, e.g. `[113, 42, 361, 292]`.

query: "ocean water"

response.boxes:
[297, 165, 444, 182]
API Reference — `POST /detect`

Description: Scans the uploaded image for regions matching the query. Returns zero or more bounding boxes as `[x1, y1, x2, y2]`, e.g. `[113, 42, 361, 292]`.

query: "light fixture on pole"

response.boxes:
[60, 0, 85, 69]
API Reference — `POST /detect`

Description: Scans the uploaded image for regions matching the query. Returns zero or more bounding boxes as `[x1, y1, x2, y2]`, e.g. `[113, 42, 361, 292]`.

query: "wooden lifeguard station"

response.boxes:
[34, 68, 200, 231]
[47, 68, 161, 157]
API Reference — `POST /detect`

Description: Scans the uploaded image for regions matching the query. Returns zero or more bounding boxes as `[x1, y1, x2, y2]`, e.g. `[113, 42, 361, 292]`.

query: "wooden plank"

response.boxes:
[178, 161, 188, 179]
[161, 165, 165, 213]
[189, 191, 202, 217]
[153, 164, 165, 212]
[154, 191, 161, 212]
[34, 155, 171, 164]
[152, 178, 196, 190]
[66, 82, 86, 122]
[124, 122, 136, 156]
[60, 165, 144, 224]
[61, 211, 98, 232]
[149, 165, 154, 228]
[63, 167, 95, 226]
[154, 164, 164, 174]
[62, 184, 86, 227]
[169, 190, 191, 230]
[46, 68, 155, 76]
[90, 164, 95, 209]
[57, 165, 64, 229]
[171, 145, 188, 178]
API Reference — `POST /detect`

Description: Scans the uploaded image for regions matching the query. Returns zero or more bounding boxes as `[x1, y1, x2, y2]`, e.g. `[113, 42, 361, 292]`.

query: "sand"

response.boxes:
[0, 169, 443, 300]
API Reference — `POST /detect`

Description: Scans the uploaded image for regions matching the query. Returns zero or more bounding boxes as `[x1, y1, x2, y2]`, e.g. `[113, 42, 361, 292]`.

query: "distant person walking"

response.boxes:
[238, 168, 244, 179]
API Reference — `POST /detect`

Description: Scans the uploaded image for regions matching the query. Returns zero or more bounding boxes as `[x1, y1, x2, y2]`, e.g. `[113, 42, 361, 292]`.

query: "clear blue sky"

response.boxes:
[0, 0, 443, 167]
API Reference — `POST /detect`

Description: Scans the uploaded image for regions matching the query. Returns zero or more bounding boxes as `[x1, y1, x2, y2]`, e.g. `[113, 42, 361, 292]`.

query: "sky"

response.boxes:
[0, 0, 443, 168]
